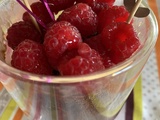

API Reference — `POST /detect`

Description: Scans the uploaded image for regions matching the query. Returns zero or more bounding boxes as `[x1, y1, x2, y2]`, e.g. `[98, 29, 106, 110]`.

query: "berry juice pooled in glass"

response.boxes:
[2, 0, 155, 120]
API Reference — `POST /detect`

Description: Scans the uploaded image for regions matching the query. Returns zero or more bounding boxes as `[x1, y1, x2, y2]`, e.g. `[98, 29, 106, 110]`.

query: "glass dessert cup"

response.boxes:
[0, 0, 158, 120]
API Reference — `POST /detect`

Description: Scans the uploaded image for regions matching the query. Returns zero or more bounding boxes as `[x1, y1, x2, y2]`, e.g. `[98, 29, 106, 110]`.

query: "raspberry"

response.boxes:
[46, 0, 76, 13]
[6, 21, 42, 49]
[85, 35, 106, 56]
[23, 1, 53, 26]
[85, 35, 114, 68]
[44, 21, 82, 68]
[58, 3, 98, 38]
[98, 6, 129, 32]
[58, 43, 105, 75]
[76, 0, 115, 14]
[11, 40, 53, 75]
[102, 55, 115, 68]
[101, 22, 140, 64]
[58, 49, 79, 66]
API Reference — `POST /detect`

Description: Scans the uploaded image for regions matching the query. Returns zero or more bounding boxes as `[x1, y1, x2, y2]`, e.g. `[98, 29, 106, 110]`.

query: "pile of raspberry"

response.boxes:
[6, 0, 140, 76]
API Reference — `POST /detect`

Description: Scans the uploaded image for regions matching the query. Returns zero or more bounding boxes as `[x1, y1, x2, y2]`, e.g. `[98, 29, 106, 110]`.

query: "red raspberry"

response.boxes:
[85, 35, 114, 68]
[85, 35, 106, 56]
[58, 3, 98, 38]
[102, 55, 115, 68]
[11, 39, 53, 75]
[101, 22, 140, 64]
[46, 0, 76, 13]
[58, 43, 105, 75]
[76, 0, 115, 14]
[58, 49, 79, 66]
[44, 21, 82, 69]
[98, 6, 129, 32]
[23, 1, 53, 26]
[6, 21, 42, 49]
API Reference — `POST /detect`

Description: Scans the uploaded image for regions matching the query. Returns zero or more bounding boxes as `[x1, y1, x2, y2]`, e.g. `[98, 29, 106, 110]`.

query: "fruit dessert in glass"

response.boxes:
[0, 0, 158, 120]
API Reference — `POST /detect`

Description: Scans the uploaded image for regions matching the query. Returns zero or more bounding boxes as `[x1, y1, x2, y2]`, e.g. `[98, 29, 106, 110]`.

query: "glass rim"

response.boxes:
[0, 1, 158, 84]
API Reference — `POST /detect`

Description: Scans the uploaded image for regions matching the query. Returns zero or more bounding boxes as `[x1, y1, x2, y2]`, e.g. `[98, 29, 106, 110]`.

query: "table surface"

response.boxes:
[0, 0, 160, 120]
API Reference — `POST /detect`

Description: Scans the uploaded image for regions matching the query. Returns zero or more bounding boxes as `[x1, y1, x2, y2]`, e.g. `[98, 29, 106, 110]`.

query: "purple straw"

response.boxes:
[16, 0, 47, 29]
[42, 0, 55, 22]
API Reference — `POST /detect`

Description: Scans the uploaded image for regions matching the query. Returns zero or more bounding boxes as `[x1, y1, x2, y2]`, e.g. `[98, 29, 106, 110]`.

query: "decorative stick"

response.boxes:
[127, 0, 142, 24]
[22, 0, 41, 33]
[42, 0, 55, 22]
